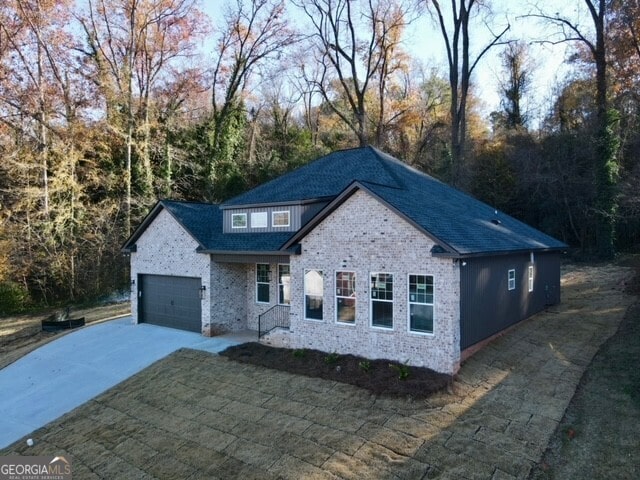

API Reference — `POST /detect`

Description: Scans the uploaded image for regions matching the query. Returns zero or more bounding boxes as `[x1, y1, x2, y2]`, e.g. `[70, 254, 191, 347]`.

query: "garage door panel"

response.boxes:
[139, 275, 202, 333]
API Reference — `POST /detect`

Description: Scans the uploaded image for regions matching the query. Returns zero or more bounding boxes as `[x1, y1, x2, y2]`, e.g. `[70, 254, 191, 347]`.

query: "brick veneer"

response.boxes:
[286, 190, 461, 374]
[129, 209, 211, 334]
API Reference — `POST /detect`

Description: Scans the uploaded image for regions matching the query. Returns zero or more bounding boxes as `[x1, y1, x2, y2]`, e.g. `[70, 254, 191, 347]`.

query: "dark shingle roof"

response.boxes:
[224, 146, 567, 255]
[125, 147, 566, 256]
[221, 147, 405, 207]
[161, 200, 292, 253]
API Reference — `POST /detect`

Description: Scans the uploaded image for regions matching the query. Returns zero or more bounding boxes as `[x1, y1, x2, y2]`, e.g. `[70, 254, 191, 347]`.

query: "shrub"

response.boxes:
[389, 362, 411, 380]
[0, 281, 31, 315]
[324, 352, 340, 364]
[292, 348, 307, 359]
[358, 360, 371, 372]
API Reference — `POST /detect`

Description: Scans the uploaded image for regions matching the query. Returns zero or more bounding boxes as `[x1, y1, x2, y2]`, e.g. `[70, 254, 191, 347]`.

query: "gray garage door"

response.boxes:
[139, 275, 202, 333]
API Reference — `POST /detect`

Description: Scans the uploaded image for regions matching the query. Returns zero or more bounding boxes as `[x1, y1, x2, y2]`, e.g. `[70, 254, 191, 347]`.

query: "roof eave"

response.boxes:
[121, 200, 164, 253]
[432, 246, 568, 259]
[197, 248, 298, 256]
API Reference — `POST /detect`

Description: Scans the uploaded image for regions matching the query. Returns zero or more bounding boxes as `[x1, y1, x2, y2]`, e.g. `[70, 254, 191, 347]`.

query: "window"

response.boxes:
[409, 274, 433, 334]
[508, 269, 516, 291]
[304, 270, 323, 320]
[231, 213, 247, 229]
[528, 266, 534, 292]
[256, 264, 270, 303]
[272, 211, 290, 227]
[371, 273, 393, 329]
[336, 271, 356, 324]
[251, 212, 268, 228]
[278, 264, 291, 305]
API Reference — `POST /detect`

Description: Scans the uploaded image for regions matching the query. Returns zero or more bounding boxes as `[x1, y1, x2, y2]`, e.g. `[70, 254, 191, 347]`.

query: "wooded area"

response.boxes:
[0, 0, 638, 312]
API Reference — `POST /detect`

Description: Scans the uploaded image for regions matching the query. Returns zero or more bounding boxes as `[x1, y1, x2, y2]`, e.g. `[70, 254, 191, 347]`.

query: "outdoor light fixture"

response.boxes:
[199, 285, 207, 299]
[131, 279, 136, 286]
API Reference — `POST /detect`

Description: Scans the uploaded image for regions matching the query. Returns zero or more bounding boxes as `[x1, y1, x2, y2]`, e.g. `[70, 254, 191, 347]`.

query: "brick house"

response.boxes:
[122, 147, 566, 374]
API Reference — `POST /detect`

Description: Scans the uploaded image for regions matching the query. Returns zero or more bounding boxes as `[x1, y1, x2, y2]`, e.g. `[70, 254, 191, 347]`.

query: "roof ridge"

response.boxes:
[161, 199, 219, 207]
[365, 146, 407, 190]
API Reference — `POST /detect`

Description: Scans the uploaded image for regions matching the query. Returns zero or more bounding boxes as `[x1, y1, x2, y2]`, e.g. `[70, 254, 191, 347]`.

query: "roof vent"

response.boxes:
[491, 218, 502, 225]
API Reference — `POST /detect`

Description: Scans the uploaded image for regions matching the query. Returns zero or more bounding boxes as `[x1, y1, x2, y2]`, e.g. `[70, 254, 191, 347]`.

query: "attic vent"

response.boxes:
[491, 218, 502, 225]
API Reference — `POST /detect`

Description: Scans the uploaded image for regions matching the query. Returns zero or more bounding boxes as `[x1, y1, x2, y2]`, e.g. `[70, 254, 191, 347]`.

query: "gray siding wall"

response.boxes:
[223, 201, 331, 233]
[459, 251, 562, 349]
[223, 206, 302, 233]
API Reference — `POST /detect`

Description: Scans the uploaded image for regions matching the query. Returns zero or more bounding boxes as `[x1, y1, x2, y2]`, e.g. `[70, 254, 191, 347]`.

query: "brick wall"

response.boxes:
[287, 190, 461, 374]
[210, 262, 248, 332]
[129, 208, 211, 333]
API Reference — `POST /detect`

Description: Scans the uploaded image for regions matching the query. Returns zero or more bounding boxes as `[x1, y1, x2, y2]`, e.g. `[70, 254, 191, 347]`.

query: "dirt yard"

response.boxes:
[1, 260, 636, 479]
[0, 302, 130, 370]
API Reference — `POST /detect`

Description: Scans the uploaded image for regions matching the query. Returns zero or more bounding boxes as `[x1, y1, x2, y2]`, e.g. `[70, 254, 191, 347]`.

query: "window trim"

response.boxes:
[508, 269, 516, 291]
[528, 265, 534, 293]
[304, 269, 324, 321]
[251, 212, 268, 228]
[370, 272, 394, 330]
[335, 270, 357, 325]
[278, 263, 291, 305]
[256, 263, 270, 304]
[231, 213, 247, 229]
[407, 273, 435, 336]
[272, 210, 291, 228]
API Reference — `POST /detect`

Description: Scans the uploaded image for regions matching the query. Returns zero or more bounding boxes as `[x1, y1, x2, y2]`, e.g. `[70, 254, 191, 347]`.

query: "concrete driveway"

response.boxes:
[0, 317, 254, 449]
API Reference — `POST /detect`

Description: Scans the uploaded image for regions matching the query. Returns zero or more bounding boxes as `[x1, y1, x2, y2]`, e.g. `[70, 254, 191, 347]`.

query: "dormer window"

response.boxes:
[251, 212, 268, 228]
[231, 213, 247, 229]
[272, 210, 290, 227]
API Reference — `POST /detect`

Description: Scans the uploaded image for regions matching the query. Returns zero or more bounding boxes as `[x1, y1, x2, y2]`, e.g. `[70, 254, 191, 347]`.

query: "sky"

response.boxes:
[201, 0, 595, 127]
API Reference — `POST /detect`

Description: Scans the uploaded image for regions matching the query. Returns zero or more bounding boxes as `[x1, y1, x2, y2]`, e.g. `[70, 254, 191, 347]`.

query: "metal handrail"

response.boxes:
[258, 304, 290, 338]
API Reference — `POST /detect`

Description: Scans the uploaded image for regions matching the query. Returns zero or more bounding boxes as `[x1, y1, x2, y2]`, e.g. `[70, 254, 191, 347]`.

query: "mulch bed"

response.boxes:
[220, 342, 452, 399]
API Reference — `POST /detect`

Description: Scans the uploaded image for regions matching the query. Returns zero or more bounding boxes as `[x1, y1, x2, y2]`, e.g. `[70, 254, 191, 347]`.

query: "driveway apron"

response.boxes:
[0, 318, 251, 449]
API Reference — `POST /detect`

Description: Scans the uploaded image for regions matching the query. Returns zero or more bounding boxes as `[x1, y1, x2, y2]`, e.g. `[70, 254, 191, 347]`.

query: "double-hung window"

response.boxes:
[304, 269, 323, 320]
[371, 273, 393, 328]
[256, 264, 270, 303]
[278, 264, 291, 305]
[409, 274, 434, 334]
[336, 271, 356, 324]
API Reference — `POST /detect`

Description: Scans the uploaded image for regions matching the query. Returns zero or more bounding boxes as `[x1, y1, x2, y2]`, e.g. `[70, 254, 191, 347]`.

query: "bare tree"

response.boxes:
[428, 0, 509, 185]
[207, 0, 299, 188]
[79, 0, 208, 233]
[528, 0, 618, 259]
[297, 0, 411, 147]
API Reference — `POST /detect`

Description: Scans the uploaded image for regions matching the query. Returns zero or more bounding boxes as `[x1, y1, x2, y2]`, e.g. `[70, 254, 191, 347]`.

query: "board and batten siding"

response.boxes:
[223, 205, 302, 233]
[223, 201, 331, 233]
[459, 251, 562, 350]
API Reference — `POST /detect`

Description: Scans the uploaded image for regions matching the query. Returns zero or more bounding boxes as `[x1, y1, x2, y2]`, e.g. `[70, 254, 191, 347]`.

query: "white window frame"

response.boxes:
[256, 264, 270, 304]
[231, 213, 247, 229]
[272, 210, 290, 228]
[508, 269, 516, 291]
[408, 273, 435, 335]
[528, 266, 534, 293]
[335, 270, 356, 325]
[304, 269, 324, 321]
[251, 212, 268, 228]
[370, 272, 394, 330]
[278, 264, 291, 305]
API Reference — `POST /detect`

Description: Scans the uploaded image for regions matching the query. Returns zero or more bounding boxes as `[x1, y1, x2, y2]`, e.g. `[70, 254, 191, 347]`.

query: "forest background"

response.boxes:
[0, 0, 638, 312]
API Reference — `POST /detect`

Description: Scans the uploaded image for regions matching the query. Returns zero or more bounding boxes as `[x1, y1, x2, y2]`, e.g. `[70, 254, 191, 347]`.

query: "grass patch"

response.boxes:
[220, 342, 451, 398]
